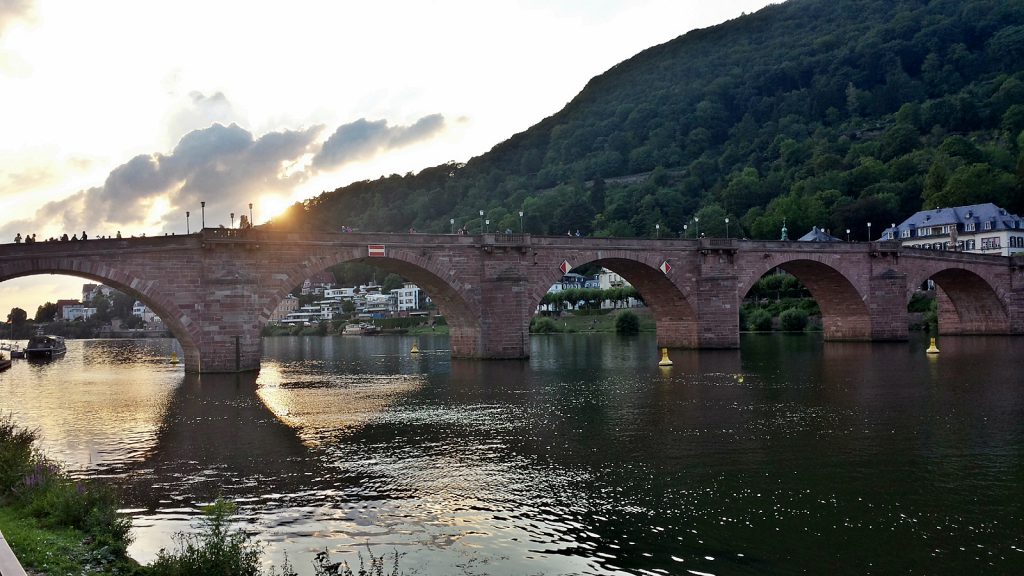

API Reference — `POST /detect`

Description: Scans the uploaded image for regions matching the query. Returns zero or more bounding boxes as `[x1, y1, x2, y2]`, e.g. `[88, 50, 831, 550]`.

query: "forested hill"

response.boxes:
[279, 0, 1024, 240]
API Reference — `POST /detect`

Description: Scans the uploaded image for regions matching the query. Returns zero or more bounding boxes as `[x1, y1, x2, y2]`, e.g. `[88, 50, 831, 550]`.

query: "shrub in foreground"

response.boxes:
[614, 310, 639, 334]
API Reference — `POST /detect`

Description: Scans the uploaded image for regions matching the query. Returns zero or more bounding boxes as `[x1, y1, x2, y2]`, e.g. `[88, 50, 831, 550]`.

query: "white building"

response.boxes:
[132, 301, 156, 323]
[881, 203, 1024, 256]
[62, 304, 96, 321]
[394, 284, 421, 311]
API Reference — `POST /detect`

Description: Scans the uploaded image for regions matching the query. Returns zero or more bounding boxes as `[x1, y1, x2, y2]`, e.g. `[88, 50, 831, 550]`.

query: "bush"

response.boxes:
[531, 317, 559, 333]
[779, 308, 809, 331]
[747, 309, 772, 331]
[0, 414, 133, 555]
[614, 310, 640, 334]
[0, 414, 37, 494]
[149, 499, 264, 576]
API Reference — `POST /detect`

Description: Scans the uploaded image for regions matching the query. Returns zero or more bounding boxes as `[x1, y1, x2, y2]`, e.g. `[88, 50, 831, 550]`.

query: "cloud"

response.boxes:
[0, 112, 447, 240]
[0, 122, 322, 239]
[0, 0, 32, 38]
[166, 91, 243, 144]
[312, 113, 445, 170]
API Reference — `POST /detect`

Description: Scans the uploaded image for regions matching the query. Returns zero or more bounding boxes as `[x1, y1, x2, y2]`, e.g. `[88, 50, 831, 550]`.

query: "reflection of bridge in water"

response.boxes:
[0, 230, 1020, 372]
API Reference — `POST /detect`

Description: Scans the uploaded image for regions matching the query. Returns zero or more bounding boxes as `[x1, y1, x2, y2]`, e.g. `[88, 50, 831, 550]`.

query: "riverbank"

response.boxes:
[0, 415, 139, 575]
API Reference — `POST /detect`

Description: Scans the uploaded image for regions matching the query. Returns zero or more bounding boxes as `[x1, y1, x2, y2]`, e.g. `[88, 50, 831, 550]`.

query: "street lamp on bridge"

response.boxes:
[725, 217, 730, 238]
[450, 218, 455, 234]
[249, 203, 253, 227]
[867, 222, 872, 242]
[186, 211, 190, 234]
[694, 217, 700, 238]
[479, 210, 484, 234]
[230, 213, 235, 228]
[846, 228, 850, 242]
[655, 223, 660, 238]
[201, 201, 205, 229]
[519, 210, 524, 233]
[683, 224, 687, 238]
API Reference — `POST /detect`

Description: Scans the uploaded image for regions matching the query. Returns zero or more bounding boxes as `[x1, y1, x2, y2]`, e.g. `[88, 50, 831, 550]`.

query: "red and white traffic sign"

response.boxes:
[660, 260, 672, 274]
[368, 244, 386, 257]
[559, 260, 572, 274]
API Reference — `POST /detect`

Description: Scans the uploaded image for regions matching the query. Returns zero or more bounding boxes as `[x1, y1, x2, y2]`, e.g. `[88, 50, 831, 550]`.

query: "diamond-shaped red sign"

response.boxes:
[660, 260, 672, 274]
[559, 260, 572, 274]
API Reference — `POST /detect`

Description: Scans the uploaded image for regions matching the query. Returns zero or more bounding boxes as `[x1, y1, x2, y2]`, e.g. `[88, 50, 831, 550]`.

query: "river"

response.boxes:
[0, 334, 1021, 575]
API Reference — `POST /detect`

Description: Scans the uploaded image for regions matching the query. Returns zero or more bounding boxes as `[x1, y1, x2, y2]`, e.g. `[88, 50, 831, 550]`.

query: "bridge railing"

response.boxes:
[487, 232, 530, 245]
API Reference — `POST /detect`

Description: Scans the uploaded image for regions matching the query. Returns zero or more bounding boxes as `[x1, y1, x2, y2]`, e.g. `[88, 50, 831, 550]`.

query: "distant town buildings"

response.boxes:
[881, 203, 1024, 256]
[270, 280, 430, 326]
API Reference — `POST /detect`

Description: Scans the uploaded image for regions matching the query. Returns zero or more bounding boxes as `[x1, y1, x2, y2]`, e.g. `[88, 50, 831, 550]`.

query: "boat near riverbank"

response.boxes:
[342, 322, 380, 335]
[25, 335, 66, 359]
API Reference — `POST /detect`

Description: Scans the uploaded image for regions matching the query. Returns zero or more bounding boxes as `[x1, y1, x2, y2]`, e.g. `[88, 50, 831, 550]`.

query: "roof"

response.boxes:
[797, 226, 842, 242]
[883, 203, 1023, 237]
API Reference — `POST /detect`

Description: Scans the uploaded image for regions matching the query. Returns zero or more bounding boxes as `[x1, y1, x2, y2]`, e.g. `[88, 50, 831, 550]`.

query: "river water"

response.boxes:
[0, 334, 1021, 575]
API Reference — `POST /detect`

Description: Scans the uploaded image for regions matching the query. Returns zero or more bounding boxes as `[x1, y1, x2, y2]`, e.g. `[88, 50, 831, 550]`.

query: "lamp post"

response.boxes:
[479, 210, 484, 234]
[201, 201, 205, 229]
[519, 210, 524, 233]
[186, 211, 190, 234]
[249, 203, 253, 227]
[683, 224, 688, 238]
[867, 221, 872, 241]
[725, 217, 730, 238]
[450, 218, 455, 234]
[485, 219, 490, 233]
[230, 212, 235, 228]
[695, 217, 700, 238]
[846, 228, 850, 242]
[655, 223, 660, 238]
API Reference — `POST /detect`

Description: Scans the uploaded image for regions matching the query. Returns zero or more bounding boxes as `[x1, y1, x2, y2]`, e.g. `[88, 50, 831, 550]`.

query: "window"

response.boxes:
[965, 222, 976, 232]
[918, 228, 927, 237]
[983, 221, 992, 230]
[966, 240, 976, 250]
[981, 237, 1000, 251]
[901, 229, 911, 238]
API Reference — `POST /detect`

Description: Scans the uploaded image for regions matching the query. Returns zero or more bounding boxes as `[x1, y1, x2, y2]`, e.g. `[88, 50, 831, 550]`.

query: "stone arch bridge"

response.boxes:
[1, 229, 1020, 372]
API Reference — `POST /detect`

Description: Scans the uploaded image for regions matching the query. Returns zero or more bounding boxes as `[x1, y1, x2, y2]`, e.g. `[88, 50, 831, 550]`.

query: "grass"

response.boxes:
[0, 507, 136, 575]
[532, 309, 655, 333]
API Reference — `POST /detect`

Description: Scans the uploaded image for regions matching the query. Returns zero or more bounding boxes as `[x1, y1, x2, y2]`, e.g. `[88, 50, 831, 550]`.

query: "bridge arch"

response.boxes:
[261, 246, 484, 356]
[739, 258, 871, 340]
[905, 266, 1009, 334]
[528, 255, 698, 348]
[0, 259, 202, 369]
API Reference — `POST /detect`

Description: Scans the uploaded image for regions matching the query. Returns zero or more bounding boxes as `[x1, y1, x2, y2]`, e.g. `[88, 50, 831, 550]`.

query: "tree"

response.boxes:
[381, 273, 405, 293]
[7, 308, 27, 326]
[35, 302, 57, 323]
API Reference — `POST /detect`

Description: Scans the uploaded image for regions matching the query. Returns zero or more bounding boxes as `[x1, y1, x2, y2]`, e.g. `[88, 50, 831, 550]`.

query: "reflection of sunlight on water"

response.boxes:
[0, 339, 180, 474]
[257, 370, 425, 446]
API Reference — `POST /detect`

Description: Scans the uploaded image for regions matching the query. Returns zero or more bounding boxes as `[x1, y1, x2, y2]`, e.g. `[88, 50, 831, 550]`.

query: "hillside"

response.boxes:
[279, 0, 1024, 240]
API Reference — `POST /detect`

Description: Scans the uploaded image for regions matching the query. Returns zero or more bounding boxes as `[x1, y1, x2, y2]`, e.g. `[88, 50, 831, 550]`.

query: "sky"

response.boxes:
[0, 0, 777, 318]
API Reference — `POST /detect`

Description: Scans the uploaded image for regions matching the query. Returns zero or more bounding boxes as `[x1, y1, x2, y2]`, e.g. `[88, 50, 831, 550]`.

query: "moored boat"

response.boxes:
[0, 355, 10, 371]
[25, 335, 67, 359]
[342, 322, 380, 335]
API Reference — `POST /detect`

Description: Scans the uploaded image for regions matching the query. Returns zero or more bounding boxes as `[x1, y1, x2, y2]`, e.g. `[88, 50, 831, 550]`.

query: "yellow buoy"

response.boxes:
[925, 337, 939, 354]
[658, 347, 673, 366]
[171, 351, 179, 364]
[410, 342, 420, 354]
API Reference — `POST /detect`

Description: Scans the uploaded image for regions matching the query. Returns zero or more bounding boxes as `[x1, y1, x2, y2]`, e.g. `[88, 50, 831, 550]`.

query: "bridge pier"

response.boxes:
[868, 272, 909, 341]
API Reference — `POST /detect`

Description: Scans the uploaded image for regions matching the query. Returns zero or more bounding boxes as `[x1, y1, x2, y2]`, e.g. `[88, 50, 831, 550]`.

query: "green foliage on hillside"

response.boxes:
[280, 0, 1024, 240]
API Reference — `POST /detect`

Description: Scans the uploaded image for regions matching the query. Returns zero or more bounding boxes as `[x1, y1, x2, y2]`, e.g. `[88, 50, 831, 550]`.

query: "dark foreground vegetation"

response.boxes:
[0, 414, 402, 576]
